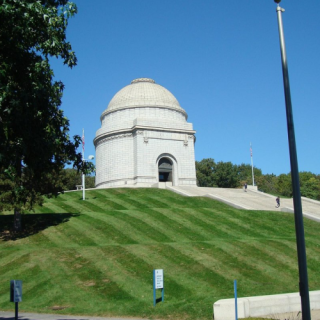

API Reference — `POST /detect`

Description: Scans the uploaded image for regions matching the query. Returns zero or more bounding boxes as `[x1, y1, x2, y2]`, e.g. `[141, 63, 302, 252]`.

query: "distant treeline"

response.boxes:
[61, 169, 95, 191]
[196, 158, 320, 200]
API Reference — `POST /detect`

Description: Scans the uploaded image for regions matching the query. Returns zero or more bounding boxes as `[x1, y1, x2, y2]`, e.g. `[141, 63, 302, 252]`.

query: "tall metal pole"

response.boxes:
[274, 2, 310, 320]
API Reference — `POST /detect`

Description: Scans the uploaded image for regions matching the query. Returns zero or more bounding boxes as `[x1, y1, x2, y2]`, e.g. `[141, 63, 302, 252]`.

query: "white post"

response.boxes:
[82, 171, 85, 200]
[250, 142, 255, 186]
[82, 129, 85, 201]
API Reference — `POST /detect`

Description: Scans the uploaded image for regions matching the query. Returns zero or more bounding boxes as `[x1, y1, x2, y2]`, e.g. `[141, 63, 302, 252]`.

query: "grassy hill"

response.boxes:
[1, 188, 320, 320]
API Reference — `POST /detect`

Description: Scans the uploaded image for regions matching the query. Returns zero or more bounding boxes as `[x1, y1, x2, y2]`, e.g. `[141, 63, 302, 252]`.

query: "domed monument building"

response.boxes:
[94, 78, 197, 188]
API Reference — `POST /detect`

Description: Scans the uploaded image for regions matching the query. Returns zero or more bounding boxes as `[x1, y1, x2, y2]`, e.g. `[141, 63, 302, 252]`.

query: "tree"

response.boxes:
[276, 173, 292, 197]
[0, 0, 92, 230]
[255, 173, 278, 195]
[62, 168, 95, 191]
[299, 172, 320, 200]
[196, 158, 216, 187]
[237, 163, 262, 186]
[213, 161, 239, 188]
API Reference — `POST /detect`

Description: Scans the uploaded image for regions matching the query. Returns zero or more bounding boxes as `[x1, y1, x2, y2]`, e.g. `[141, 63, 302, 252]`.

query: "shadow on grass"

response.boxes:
[0, 213, 79, 241]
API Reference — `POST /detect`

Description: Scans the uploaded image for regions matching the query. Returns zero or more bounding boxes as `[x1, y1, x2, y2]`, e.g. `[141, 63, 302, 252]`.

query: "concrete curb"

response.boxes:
[213, 290, 320, 320]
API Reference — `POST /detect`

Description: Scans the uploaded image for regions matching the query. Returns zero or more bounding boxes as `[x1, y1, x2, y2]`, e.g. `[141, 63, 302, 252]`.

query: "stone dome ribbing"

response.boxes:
[103, 78, 186, 116]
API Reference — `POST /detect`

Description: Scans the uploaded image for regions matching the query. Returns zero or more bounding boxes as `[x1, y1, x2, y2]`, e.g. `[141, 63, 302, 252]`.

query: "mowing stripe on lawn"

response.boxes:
[137, 207, 203, 242]
[69, 213, 140, 246]
[209, 240, 296, 290]
[197, 207, 271, 239]
[169, 207, 238, 240]
[84, 211, 145, 245]
[95, 245, 194, 301]
[157, 209, 212, 242]
[38, 223, 79, 248]
[0, 252, 31, 277]
[155, 243, 231, 289]
[53, 199, 95, 213]
[33, 248, 115, 308]
[125, 209, 195, 243]
[60, 191, 83, 200]
[129, 194, 170, 209]
[43, 201, 78, 214]
[79, 247, 152, 304]
[108, 211, 172, 243]
[55, 218, 99, 247]
[87, 190, 135, 210]
[91, 196, 130, 210]
[206, 210, 275, 239]
[60, 247, 134, 302]
[72, 199, 107, 213]
[128, 243, 220, 296]
[85, 197, 128, 211]
[250, 239, 298, 267]
[108, 193, 156, 209]
[95, 190, 146, 209]
[181, 207, 244, 239]
[188, 207, 255, 238]
[62, 214, 105, 246]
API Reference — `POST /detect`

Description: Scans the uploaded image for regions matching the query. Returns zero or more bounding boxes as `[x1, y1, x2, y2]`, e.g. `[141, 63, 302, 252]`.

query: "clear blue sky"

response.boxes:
[51, 0, 320, 176]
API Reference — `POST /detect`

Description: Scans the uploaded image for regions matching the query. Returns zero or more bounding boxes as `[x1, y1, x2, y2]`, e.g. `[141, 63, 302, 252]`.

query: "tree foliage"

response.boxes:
[0, 1, 93, 217]
[196, 159, 240, 188]
[196, 158, 320, 200]
[62, 168, 95, 191]
[213, 161, 239, 188]
[195, 158, 216, 187]
[237, 163, 262, 186]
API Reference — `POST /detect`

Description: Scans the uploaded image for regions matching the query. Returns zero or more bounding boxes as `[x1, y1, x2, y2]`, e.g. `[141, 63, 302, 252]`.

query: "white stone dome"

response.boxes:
[102, 78, 187, 117]
[94, 77, 197, 189]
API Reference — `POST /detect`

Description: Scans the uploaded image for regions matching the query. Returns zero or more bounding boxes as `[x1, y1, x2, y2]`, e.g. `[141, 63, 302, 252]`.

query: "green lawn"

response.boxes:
[1, 188, 320, 320]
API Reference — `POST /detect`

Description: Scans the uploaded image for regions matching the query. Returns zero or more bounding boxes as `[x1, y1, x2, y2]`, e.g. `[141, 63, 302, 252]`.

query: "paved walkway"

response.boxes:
[2, 310, 320, 320]
[0, 311, 147, 320]
[169, 186, 320, 222]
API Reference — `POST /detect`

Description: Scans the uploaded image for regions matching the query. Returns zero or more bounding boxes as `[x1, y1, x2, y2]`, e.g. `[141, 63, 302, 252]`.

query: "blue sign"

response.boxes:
[10, 280, 22, 303]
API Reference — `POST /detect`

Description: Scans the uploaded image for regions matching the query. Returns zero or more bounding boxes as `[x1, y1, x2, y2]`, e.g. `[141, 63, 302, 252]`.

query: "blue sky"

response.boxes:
[51, 0, 320, 176]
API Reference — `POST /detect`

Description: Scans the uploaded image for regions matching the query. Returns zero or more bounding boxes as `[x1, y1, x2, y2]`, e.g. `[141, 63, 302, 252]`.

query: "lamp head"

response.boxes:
[88, 155, 94, 160]
[274, 0, 281, 3]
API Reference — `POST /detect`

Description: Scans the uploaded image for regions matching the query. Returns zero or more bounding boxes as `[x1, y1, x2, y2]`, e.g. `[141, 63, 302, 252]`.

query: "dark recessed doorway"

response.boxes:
[158, 158, 173, 182]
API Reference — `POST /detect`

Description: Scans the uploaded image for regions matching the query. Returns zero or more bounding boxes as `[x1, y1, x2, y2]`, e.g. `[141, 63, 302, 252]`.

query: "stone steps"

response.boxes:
[168, 186, 320, 222]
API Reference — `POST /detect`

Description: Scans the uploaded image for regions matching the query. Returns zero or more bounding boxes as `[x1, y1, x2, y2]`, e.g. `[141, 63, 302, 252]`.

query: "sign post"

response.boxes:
[234, 280, 238, 320]
[10, 280, 22, 320]
[153, 269, 164, 306]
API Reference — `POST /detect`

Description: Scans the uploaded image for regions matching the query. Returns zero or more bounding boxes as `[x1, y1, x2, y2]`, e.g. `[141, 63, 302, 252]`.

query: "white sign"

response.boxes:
[155, 269, 163, 289]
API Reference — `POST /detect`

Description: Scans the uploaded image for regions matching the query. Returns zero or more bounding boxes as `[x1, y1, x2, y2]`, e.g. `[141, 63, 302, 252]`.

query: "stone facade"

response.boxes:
[94, 78, 197, 188]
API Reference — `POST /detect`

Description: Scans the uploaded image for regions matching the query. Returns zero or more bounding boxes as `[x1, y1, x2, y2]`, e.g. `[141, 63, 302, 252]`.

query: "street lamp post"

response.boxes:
[274, 1, 311, 319]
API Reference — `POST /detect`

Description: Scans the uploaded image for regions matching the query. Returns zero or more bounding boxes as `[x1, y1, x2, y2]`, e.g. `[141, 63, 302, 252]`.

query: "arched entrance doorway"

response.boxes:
[158, 158, 173, 182]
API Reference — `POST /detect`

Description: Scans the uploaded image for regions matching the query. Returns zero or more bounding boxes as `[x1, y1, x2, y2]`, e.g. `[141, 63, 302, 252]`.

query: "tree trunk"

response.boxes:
[14, 208, 22, 232]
